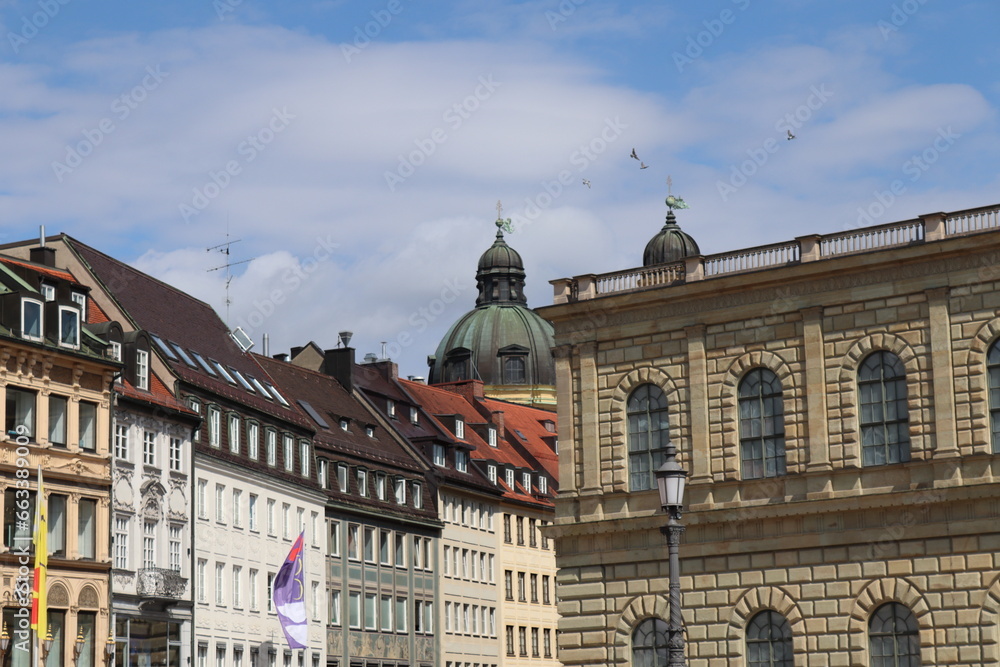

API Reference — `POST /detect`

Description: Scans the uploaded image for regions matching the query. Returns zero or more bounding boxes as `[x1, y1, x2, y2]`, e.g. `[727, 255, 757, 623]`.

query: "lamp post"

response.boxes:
[73, 628, 85, 665]
[655, 441, 688, 667]
[1, 622, 10, 666]
[105, 634, 116, 666]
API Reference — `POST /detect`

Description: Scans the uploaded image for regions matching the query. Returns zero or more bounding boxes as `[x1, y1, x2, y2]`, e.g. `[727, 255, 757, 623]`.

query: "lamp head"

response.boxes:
[654, 441, 688, 518]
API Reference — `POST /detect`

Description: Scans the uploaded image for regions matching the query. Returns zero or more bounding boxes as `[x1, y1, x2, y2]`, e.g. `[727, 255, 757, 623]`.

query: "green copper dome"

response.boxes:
[428, 222, 555, 387]
[643, 205, 700, 267]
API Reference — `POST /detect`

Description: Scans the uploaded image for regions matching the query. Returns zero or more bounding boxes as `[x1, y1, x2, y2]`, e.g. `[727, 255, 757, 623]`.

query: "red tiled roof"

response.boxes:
[483, 396, 559, 482]
[117, 373, 198, 417]
[87, 298, 110, 325]
[0, 256, 77, 283]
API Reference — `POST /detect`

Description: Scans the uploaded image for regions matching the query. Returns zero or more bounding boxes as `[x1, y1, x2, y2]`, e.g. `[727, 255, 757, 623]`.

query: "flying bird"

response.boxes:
[639, 162, 649, 169]
[787, 130, 796, 140]
[630, 148, 640, 160]
[582, 179, 591, 188]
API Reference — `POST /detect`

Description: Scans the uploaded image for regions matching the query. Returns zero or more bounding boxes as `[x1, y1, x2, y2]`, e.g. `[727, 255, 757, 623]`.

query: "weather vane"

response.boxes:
[665, 176, 690, 211]
[495, 199, 513, 234]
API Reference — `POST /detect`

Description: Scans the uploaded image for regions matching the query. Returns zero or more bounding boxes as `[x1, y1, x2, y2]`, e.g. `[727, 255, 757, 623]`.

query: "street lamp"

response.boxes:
[655, 441, 688, 667]
[41, 626, 54, 663]
[105, 634, 116, 665]
[1, 622, 10, 665]
[73, 628, 85, 665]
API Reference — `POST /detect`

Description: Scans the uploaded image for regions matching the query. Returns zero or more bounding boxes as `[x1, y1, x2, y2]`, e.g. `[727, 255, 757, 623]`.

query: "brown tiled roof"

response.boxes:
[117, 374, 198, 417]
[256, 354, 438, 522]
[66, 237, 311, 429]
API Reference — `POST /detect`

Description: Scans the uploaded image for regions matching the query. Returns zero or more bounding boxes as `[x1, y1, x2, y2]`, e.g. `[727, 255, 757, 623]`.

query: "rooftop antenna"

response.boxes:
[206, 224, 257, 325]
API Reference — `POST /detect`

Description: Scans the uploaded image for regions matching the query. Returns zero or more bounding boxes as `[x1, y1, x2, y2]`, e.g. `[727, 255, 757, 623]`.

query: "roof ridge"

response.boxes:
[65, 234, 217, 311]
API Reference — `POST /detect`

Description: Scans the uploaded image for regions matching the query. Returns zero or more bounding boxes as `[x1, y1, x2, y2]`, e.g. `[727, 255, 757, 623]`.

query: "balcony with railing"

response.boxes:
[551, 203, 1000, 303]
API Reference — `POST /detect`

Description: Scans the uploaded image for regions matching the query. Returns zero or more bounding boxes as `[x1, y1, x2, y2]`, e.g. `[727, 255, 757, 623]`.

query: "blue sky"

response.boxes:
[1, 0, 997, 376]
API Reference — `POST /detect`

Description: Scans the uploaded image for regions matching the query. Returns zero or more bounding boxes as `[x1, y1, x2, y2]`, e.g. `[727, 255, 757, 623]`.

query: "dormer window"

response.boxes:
[136, 349, 149, 390]
[455, 418, 465, 440]
[110, 341, 122, 362]
[488, 465, 497, 484]
[488, 427, 498, 447]
[70, 291, 86, 313]
[40, 283, 55, 302]
[432, 444, 446, 467]
[357, 469, 368, 497]
[456, 450, 469, 473]
[543, 420, 555, 433]
[522, 472, 532, 492]
[505, 468, 514, 488]
[539, 476, 548, 494]
[503, 356, 526, 384]
[58, 307, 79, 348]
[337, 464, 348, 493]
[21, 299, 43, 341]
[394, 478, 406, 504]
[340, 418, 349, 432]
[410, 407, 418, 424]
[365, 426, 375, 438]
[412, 482, 423, 509]
[387, 399, 396, 419]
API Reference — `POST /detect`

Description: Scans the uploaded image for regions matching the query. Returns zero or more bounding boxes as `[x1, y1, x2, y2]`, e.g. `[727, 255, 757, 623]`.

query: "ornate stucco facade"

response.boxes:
[540, 203, 1000, 666]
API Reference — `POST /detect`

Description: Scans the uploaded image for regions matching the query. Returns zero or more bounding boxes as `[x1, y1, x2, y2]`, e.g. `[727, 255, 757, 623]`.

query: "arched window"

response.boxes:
[503, 356, 527, 384]
[746, 610, 793, 667]
[627, 384, 669, 491]
[869, 603, 920, 666]
[988, 340, 1000, 452]
[858, 351, 910, 466]
[738, 369, 786, 479]
[632, 617, 669, 667]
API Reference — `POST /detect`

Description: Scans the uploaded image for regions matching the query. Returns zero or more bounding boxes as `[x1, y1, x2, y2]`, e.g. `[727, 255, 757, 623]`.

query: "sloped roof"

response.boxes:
[483, 395, 559, 482]
[117, 373, 198, 418]
[256, 354, 438, 523]
[0, 256, 77, 283]
[66, 236, 310, 428]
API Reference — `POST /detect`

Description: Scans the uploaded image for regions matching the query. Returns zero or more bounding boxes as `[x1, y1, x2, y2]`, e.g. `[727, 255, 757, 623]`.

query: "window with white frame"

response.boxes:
[410, 406, 418, 424]
[143, 431, 156, 466]
[143, 521, 156, 569]
[394, 478, 406, 504]
[58, 306, 80, 348]
[381, 595, 393, 631]
[347, 524, 359, 560]
[454, 417, 465, 439]
[136, 349, 149, 390]
[215, 484, 225, 523]
[249, 494, 258, 531]
[505, 468, 515, 489]
[229, 414, 241, 454]
[488, 427, 497, 447]
[197, 559, 207, 603]
[114, 516, 129, 569]
[266, 429, 277, 466]
[330, 591, 341, 626]
[169, 437, 182, 472]
[412, 482, 423, 508]
[456, 450, 469, 473]
[318, 459, 328, 489]
[375, 473, 386, 500]
[433, 444, 446, 467]
[248, 422, 259, 460]
[169, 525, 182, 572]
[330, 522, 341, 557]
[387, 399, 396, 418]
[266, 499, 276, 536]
[299, 440, 310, 477]
[249, 569, 259, 610]
[357, 469, 368, 497]
[539, 476, 548, 494]
[114, 425, 129, 460]
[215, 562, 225, 605]
[283, 435, 294, 472]
[267, 573, 275, 613]
[21, 298, 43, 341]
[337, 464, 348, 492]
[522, 472, 532, 492]
[488, 465, 497, 484]
[197, 479, 207, 519]
[233, 565, 243, 608]
[233, 489, 243, 528]
[208, 407, 221, 448]
[282, 503, 291, 540]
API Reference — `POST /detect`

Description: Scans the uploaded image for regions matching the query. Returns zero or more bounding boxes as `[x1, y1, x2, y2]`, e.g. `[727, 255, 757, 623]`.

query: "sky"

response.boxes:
[0, 0, 997, 377]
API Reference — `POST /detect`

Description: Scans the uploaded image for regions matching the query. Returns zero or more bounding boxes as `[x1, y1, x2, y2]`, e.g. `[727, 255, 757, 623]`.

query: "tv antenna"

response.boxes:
[207, 230, 257, 325]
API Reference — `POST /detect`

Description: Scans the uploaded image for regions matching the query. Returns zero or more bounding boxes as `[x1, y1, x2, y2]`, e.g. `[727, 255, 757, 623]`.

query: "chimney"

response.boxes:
[322, 347, 355, 392]
[272, 353, 288, 362]
[31, 227, 56, 267]
[262, 333, 270, 357]
[491, 409, 505, 435]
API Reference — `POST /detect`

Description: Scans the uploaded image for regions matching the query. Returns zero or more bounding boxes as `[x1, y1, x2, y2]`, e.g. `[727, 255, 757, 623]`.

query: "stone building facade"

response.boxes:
[540, 202, 1000, 666]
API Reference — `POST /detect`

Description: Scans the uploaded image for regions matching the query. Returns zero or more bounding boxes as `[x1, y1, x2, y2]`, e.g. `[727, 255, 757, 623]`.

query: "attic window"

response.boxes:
[456, 450, 469, 473]
[410, 407, 418, 424]
[136, 349, 149, 391]
[502, 356, 526, 385]
[539, 476, 548, 495]
[505, 468, 514, 488]
[265, 382, 290, 407]
[231, 369, 256, 393]
[40, 283, 55, 302]
[172, 344, 198, 367]
[213, 361, 237, 384]
[298, 400, 330, 429]
[340, 419, 349, 432]
[455, 418, 465, 440]
[522, 472, 531, 492]
[488, 465, 497, 484]
[387, 400, 396, 419]
[365, 426, 375, 438]
[21, 298, 43, 341]
[191, 351, 217, 376]
[543, 420, 555, 433]
[151, 334, 179, 361]
[488, 427, 497, 447]
[514, 429, 527, 441]
[58, 307, 80, 349]
[70, 291, 86, 313]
